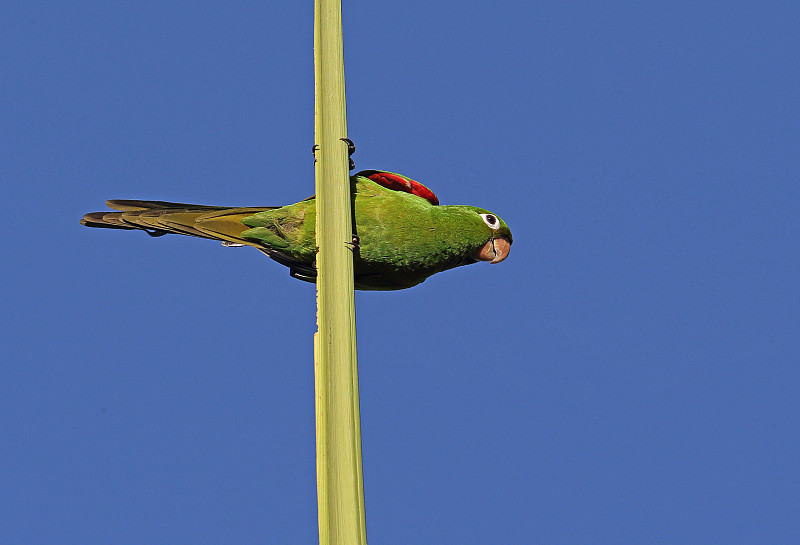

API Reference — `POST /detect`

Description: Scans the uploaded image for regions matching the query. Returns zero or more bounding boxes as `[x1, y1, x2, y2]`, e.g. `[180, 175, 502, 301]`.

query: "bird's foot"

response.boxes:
[340, 137, 356, 170]
[345, 234, 360, 251]
[313, 139, 356, 169]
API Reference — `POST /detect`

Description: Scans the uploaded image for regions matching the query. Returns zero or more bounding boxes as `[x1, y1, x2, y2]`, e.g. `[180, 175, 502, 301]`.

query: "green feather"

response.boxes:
[81, 173, 512, 290]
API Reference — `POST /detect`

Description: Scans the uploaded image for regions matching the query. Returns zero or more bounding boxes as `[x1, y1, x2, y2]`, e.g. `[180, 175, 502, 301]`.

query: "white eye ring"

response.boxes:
[480, 213, 500, 229]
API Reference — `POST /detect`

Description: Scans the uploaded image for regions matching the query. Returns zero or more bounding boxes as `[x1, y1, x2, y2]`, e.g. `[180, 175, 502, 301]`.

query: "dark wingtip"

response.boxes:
[81, 213, 137, 230]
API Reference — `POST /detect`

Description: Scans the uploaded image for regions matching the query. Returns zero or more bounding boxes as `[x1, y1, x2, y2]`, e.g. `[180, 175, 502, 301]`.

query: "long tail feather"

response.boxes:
[81, 200, 276, 245]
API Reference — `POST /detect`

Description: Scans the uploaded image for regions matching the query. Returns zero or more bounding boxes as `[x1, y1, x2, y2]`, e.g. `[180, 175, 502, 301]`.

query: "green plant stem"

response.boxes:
[313, 0, 366, 544]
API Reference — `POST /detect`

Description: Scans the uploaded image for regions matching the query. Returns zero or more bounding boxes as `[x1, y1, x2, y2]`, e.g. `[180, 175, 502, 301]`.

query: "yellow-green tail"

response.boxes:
[81, 199, 275, 246]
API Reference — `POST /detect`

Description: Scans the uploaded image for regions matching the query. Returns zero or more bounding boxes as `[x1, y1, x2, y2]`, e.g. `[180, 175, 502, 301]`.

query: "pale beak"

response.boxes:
[477, 237, 511, 264]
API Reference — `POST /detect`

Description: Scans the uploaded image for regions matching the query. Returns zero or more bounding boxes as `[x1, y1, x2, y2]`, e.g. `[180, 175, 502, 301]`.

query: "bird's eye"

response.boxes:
[480, 213, 499, 229]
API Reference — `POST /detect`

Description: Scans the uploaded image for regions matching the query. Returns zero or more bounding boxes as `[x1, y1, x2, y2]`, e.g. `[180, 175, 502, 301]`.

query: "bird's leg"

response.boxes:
[340, 137, 356, 170]
[345, 234, 360, 251]
[341, 139, 358, 249]
[312, 144, 319, 163]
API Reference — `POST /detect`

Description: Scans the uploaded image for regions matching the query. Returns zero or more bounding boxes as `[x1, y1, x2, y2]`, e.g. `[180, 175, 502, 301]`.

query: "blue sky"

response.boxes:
[3, 1, 799, 543]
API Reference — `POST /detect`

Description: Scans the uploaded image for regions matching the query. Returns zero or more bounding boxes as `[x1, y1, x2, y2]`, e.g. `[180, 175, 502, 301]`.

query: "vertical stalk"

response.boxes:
[313, 1, 366, 544]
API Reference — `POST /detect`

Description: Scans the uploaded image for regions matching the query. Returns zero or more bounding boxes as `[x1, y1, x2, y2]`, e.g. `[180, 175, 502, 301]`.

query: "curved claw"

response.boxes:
[340, 138, 356, 156]
[340, 138, 356, 170]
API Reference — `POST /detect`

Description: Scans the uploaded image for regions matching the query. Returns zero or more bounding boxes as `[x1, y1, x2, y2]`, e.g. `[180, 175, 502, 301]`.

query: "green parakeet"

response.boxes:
[81, 170, 512, 290]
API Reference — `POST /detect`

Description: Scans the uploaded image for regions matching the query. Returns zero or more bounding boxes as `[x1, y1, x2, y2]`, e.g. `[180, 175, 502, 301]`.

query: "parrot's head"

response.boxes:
[473, 209, 512, 264]
[447, 206, 512, 265]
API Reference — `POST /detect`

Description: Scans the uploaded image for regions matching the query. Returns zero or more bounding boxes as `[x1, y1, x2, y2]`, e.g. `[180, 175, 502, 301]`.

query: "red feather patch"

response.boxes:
[364, 171, 439, 205]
